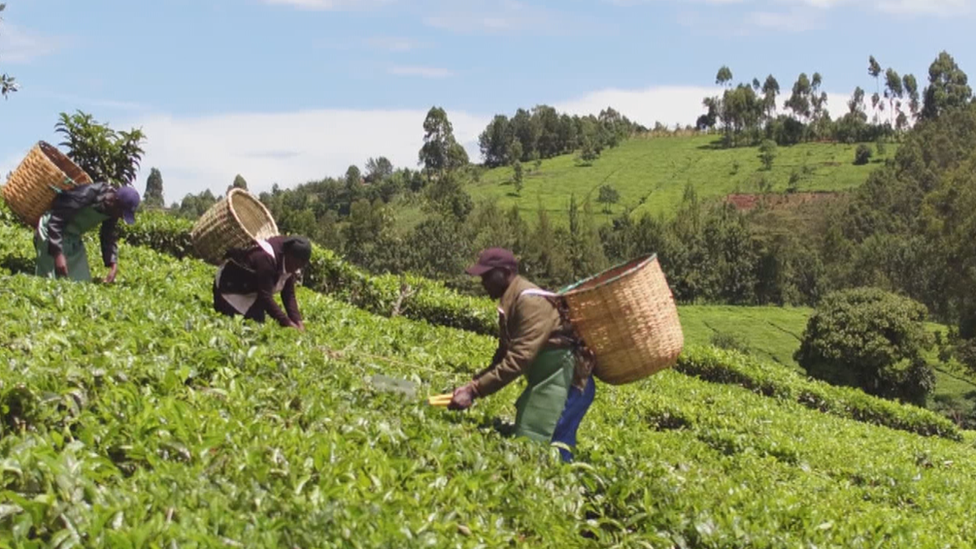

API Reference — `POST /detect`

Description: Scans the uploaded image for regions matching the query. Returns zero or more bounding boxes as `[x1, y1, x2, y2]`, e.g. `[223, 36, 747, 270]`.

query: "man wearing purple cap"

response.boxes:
[33, 182, 140, 283]
[448, 247, 596, 462]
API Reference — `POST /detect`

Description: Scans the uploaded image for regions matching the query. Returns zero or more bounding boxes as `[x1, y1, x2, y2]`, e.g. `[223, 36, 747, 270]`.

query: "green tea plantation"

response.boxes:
[2, 213, 976, 547]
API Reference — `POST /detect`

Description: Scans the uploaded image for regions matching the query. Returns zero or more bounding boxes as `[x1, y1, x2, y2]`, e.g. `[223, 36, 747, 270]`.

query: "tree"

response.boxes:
[478, 115, 512, 168]
[230, 174, 248, 191]
[921, 51, 973, 121]
[854, 143, 873, 165]
[365, 156, 394, 183]
[567, 194, 608, 280]
[0, 3, 17, 98]
[903, 74, 921, 120]
[54, 111, 146, 186]
[597, 184, 620, 214]
[759, 139, 778, 171]
[419, 106, 469, 176]
[143, 168, 165, 209]
[716, 66, 734, 87]
[884, 68, 904, 127]
[512, 160, 524, 195]
[785, 73, 812, 124]
[761, 75, 780, 120]
[794, 288, 935, 405]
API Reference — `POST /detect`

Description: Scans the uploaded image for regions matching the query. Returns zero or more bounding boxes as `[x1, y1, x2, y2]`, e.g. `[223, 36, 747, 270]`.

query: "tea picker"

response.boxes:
[445, 247, 684, 463]
[2, 141, 141, 283]
[192, 189, 311, 331]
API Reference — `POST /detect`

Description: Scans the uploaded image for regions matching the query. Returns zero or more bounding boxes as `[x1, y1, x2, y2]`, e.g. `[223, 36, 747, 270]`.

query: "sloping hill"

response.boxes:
[397, 135, 895, 230]
[2, 213, 976, 545]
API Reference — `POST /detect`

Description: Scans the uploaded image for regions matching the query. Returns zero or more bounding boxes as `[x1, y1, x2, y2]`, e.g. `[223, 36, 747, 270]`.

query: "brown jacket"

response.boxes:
[472, 276, 574, 398]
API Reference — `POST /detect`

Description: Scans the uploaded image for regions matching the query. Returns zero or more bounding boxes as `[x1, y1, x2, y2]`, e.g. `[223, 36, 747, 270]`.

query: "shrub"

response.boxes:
[854, 143, 873, 165]
[794, 287, 935, 406]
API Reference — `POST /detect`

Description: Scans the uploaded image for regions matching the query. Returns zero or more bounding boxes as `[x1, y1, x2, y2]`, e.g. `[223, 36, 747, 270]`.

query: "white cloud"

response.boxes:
[608, 0, 972, 16]
[100, 108, 490, 203]
[367, 36, 424, 52]
[262, 0, 395, 10]
[0, 86, 888, 204]
[746, 8, 824, 31]
[0, 23, 63, 64]
[423, 0, 575, 35]
[388, 65, 454, 78]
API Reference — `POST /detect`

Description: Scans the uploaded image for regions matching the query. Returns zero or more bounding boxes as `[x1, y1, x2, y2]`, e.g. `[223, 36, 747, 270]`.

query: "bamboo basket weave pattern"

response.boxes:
[191, 188, 279, 265]
[1, 141, 93, 228]
[560, 254, 684, 385]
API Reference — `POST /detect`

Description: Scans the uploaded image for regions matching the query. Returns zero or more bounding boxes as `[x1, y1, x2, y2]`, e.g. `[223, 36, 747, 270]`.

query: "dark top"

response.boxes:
[216, 236, 302, 326]
[46, 182, 119, 267]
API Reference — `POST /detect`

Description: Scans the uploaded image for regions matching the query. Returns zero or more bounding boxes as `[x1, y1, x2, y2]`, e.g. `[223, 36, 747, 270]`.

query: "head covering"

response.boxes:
[282, 236, 312, 263]
[115, 186, 141, 225]
[465, 247, 518, 276]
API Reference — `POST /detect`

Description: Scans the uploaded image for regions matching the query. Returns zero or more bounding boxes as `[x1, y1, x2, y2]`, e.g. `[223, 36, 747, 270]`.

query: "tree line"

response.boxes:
[696, 52, 965, 148]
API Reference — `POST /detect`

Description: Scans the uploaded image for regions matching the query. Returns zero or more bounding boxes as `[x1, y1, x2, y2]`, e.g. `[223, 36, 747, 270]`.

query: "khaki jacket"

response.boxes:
[472, 276, 569, 398]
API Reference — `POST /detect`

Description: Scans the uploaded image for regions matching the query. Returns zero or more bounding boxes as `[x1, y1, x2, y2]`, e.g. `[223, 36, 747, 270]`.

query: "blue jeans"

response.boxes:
[551, 375, 596, 462]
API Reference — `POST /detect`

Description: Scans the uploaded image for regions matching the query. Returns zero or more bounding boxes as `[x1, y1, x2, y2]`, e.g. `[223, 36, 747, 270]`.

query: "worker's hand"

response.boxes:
[286, 320, 304, 331]
[54, 254, 68, 277]
[448, 383, 478, 411]
[103, 263, 118, 284]
[295, 320, 305, 332]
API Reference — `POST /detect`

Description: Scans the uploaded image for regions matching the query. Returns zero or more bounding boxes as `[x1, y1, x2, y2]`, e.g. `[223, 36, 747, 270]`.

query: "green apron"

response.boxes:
[34, 206, 110, 282]
[513, 348, 575, 443]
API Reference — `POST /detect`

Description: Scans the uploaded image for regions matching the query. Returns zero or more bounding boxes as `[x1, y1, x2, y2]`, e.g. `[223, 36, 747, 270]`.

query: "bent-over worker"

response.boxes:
[213, 235, 312, 331]
[34, 182, 141, 283]
[449, 247, 596, 462]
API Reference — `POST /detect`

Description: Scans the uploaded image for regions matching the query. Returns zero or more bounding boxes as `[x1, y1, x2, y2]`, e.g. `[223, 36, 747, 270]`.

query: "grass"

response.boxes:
[391, 135, 896, 230]
[679, 305, 976, 419]
[678, 305, 810, 370]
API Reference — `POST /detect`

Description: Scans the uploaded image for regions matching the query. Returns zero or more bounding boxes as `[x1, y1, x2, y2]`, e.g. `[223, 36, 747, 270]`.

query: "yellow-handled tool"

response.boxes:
[428, 393, 453, 407]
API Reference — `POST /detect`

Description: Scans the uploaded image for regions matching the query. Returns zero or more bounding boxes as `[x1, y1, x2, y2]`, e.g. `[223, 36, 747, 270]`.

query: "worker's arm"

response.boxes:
[471, 297, 555, 398]
[471, 342, 506, 380]
[280, 276, 303, 326]
[99, 217, 119, 267]
[248, 254, 296, 327]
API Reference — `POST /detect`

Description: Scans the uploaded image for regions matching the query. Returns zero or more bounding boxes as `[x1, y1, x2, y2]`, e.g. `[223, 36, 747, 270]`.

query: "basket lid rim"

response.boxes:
[557, 253, 658, 296]
[227, 187, 280, 238]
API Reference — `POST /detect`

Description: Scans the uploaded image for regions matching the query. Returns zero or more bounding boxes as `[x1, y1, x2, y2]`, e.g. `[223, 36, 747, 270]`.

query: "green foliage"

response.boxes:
[709, 331, 750, 354]
[229, 173, 248, 191]
[854, 143, 873, 165]
[758, 139, 778, 170]
[176, 188, 218, 220]
[4, 212, 976, 545]
[54, 111, 146, 186]
[875, 136, 887, 156]
[677, 346, 958, 439]
[596, 185, 619, 214]
[419, 106, 468, 175]
[142, 167, 165, 209]
[512, 160, 524, 195]
[921, 51, 973, 121]
[795, 288, 936, 406]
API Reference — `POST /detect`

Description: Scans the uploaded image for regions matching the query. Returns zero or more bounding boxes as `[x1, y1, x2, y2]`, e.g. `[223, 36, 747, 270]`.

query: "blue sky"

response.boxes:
[1, 0, 973, 202]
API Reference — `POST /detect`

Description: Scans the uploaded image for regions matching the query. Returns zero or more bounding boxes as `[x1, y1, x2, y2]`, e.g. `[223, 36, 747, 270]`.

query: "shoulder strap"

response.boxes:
[518, 288, 557, 299]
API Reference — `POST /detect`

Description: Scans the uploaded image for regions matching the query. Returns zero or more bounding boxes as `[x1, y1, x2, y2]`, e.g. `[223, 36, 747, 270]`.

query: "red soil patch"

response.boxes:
[725, 192, 843, 212]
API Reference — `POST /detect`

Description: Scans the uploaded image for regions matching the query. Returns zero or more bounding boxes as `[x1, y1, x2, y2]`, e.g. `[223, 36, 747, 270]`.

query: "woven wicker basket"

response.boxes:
[191, 188, 279, 265]
[1, 141, 93, 228]
[559, 254, 684, 385]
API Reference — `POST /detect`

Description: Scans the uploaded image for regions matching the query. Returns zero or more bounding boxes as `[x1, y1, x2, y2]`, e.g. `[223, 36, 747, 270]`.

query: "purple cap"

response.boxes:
[465, 247, 518, 276]
[115, 186, 141, 225]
